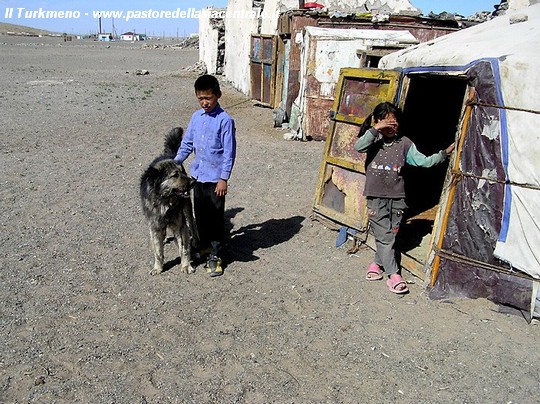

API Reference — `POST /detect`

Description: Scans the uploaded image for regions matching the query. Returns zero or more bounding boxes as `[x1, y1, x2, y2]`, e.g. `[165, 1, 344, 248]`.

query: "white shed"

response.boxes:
[291, 26, 418, 140]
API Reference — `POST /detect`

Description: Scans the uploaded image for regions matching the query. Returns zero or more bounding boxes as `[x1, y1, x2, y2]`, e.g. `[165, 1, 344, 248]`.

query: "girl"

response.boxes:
[354, 102, 455, 294]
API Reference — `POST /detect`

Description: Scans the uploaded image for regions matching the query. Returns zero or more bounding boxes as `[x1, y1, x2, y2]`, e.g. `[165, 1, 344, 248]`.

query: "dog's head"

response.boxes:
[151, 160, 194, 199]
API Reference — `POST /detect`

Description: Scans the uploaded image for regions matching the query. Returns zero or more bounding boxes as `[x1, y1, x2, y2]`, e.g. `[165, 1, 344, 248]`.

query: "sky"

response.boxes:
[0, 0, 500, 37]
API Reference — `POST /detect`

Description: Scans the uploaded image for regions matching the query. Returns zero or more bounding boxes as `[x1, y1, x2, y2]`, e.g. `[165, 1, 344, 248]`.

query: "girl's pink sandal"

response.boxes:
[366, 263, 383, 281]
[386, 274, 409, 294]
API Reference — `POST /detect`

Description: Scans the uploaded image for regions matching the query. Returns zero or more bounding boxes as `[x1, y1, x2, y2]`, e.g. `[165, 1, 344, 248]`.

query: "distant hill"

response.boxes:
[0, 21, 61, 36]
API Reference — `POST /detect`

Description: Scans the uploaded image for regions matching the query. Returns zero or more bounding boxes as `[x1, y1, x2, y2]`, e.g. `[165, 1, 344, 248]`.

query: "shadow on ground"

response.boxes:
[225, 211, 305, 263]
[162, 210, 305, 270]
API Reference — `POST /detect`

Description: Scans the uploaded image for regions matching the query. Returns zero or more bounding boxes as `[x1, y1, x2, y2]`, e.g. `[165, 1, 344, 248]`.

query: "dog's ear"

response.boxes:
[188, 177, 196, 190]
[143, 166, 161, 184]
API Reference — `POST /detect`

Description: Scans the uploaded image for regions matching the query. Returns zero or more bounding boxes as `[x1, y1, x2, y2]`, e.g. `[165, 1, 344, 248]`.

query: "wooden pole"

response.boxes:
[430, 87, 476, 287]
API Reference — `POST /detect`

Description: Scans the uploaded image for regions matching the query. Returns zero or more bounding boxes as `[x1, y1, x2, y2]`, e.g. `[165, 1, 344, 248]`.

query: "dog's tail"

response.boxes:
[163, 127, 184, 158]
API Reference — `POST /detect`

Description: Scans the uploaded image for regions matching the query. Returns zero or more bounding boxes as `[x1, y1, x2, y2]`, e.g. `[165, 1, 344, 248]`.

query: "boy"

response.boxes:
[175, 74, 236, 277]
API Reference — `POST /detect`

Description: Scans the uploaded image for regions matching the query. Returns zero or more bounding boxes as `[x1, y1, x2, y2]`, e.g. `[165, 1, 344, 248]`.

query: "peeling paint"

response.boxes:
[478, 168, 498, 189]
[320, 82, 335, 97]
[480, 117, 500, 141]
[298, 26, 417, 139]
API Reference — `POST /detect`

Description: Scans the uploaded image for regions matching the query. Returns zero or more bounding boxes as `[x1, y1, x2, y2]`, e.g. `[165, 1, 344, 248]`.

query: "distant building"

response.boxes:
[97, 33, 113, 41]
[120, 32, 146, 41]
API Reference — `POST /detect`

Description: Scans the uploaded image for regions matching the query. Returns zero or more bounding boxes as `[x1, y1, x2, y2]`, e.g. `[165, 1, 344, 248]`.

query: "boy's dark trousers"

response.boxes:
[193, 181, 225, 258]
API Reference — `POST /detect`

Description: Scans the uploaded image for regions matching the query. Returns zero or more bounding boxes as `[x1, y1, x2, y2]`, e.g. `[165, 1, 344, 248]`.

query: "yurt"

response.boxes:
[312, 3, 540, 318]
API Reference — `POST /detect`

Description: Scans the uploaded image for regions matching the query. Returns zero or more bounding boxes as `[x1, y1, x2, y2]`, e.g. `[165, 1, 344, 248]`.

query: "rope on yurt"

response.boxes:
[468, 100, 540, 115]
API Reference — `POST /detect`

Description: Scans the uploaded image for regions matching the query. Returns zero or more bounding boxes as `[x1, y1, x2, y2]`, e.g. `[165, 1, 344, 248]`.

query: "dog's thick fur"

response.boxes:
[140, 127, 196, 275]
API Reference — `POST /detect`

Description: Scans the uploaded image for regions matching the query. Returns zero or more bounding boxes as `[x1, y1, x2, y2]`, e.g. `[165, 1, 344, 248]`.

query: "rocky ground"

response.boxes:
[1, 35, 539, 403]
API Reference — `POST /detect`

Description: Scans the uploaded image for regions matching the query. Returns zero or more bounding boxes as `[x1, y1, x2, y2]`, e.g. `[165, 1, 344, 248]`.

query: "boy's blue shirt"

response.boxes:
[174, 103, 236, 182]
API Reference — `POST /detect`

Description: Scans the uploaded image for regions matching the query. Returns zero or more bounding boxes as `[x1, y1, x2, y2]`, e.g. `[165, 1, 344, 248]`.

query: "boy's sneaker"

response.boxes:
[206, 256, 223, 277]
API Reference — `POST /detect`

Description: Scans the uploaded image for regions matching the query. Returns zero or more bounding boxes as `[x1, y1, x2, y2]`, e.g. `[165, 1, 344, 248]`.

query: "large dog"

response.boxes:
[140, 127, 196, 275]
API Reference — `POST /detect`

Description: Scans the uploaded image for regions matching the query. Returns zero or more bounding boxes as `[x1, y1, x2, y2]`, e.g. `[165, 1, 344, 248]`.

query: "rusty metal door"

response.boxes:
[250, 35, 277, 107]
[312, 68, 400, 232]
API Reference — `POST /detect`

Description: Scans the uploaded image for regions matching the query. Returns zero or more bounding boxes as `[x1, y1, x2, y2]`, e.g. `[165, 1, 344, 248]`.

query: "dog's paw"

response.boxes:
[181, 264, 195, 274]
[150, 267, 163, 276]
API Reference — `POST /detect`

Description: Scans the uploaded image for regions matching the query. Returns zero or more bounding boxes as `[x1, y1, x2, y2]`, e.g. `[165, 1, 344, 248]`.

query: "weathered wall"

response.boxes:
[223, 0, 259, 94]
[199, 8, 220, 75]
[258, 0, 419, 35]
[222, 0, 420, 94]
[282, 11, 461, 118]
[260, 0, 299, 34]
[298, 27, 418, 140]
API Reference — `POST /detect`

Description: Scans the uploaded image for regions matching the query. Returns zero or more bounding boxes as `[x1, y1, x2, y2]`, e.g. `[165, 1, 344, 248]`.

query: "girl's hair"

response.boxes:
[358, 102, 402, 137]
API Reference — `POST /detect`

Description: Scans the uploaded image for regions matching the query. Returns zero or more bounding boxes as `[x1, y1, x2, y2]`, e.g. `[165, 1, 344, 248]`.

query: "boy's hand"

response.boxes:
[215, 179, 228, 197]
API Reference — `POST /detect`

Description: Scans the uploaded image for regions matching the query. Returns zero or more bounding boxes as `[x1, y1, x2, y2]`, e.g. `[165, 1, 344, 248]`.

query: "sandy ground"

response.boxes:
[1, 35, 539, 403]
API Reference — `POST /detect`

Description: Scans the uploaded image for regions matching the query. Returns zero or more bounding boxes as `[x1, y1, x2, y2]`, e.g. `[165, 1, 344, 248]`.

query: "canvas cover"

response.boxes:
[381, 5, 540, 281]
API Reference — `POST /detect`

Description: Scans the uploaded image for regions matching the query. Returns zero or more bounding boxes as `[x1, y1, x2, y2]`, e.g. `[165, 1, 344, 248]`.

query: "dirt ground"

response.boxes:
[1, 35, 539, 403]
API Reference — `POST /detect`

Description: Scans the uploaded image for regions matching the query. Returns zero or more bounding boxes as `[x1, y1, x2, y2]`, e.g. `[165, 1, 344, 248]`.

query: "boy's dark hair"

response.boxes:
[358, 102, 402, 137]
[194, 74, 221, 96]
